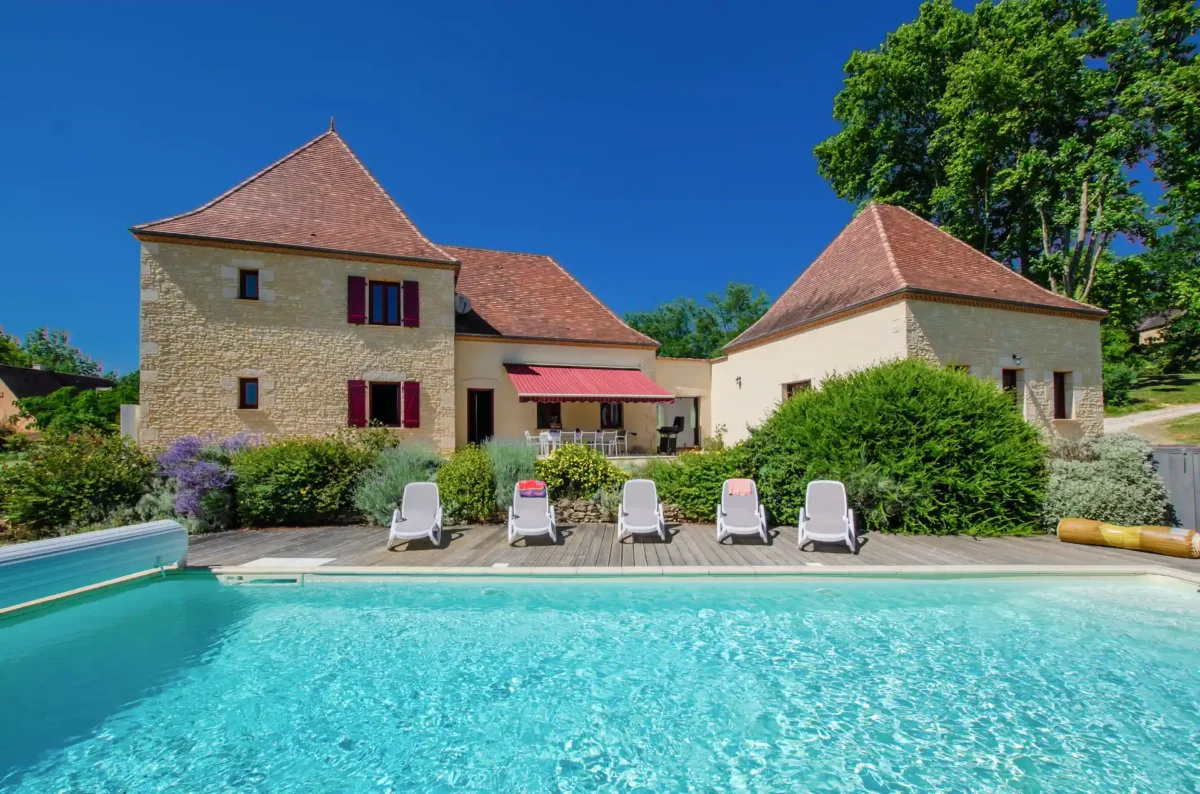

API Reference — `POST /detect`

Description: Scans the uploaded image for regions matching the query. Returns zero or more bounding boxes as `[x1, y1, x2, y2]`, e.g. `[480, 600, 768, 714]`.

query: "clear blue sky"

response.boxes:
[0, 0, 1140, 374]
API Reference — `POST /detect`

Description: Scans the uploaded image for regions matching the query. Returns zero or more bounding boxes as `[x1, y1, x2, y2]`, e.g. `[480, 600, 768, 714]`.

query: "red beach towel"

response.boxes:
[518, 480, 547, 498]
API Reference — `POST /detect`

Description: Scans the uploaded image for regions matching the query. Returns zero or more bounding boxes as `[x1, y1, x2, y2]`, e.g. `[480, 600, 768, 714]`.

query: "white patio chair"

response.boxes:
[716, 478, 768, 544]
[614, 430, 628, 456]
[601, 430, 618, 456]
[524, 431, 541, 452]
[508, 481, 557, 545]
[538, 431, 552, 456]
[618, 479, 666, 542]
[798, 480, 856, 553]
[387, 482, 443, 550]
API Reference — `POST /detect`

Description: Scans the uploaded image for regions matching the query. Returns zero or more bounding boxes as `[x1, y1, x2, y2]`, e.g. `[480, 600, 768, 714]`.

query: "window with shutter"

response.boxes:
[347, 276, 366, 324]
[402, 381, 420, 428]
[347, 380, 367, 427]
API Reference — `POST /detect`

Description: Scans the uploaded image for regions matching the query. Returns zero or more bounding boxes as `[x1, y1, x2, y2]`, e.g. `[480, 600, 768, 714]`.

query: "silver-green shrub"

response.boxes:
[1042, 433, 1170, 531]
[353, 444, 442, 526]
[484, 438, 537, 512]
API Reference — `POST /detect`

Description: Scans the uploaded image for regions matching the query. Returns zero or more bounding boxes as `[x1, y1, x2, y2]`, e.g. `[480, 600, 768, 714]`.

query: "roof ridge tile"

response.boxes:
[870, 203, 907, 289]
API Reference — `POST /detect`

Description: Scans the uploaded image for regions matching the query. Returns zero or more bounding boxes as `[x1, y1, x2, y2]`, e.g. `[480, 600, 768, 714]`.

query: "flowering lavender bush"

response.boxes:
[157, 433, 257, 532]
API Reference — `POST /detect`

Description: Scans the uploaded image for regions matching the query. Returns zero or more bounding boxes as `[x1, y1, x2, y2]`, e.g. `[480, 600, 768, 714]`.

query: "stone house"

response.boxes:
[712, 204, 1106, 444]
[131, 126, 710, 455]
[132, 128, 1102, 454]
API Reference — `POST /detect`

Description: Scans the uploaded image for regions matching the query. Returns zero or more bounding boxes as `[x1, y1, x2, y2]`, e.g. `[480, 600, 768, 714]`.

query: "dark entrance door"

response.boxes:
[467, 389, 494, 444]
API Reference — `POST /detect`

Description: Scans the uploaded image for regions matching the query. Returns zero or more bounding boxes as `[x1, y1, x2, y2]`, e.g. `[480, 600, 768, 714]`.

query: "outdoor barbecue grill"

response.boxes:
[657, 415, 685, 454]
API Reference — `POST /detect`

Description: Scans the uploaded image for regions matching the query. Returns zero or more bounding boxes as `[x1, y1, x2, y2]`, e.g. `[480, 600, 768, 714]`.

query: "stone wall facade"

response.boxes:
[904, 297, 1104, 439]
[138, 240, 457, 454]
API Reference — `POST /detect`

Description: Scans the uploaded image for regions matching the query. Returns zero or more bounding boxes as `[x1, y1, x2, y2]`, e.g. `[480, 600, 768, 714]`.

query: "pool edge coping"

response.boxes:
[3, 563, 1197, 617]
[203, 562, 1200, 587]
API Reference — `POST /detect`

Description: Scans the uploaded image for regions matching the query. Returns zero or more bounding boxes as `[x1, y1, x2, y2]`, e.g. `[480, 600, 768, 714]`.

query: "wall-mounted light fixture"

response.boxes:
[735, 376, 742, 389]
[1011, 354, 1022, 366]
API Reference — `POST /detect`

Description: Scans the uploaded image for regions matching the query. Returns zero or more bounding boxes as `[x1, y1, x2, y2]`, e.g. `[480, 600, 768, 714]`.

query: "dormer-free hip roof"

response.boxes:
[131, 129, 458, 265]
[726, 203, 1106, 352]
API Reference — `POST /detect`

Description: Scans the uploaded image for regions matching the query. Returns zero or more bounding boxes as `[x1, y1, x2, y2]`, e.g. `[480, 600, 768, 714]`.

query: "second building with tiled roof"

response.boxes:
[712, 204, 1104, 442]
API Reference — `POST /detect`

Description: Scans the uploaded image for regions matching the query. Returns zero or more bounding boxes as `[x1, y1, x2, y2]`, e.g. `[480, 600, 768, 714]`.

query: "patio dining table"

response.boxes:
[541, 430, 635, 455]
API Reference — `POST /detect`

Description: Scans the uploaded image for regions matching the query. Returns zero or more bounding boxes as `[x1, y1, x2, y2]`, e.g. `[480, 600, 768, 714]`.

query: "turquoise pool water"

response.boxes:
[2, 575, 1199, 792]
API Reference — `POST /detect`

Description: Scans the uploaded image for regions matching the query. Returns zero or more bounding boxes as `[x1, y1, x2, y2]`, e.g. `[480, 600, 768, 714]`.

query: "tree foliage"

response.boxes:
[625, 282, 770, 358]
[814, 0, 1198, 303]
[16, 328, 104, 376]
[18, 372, 139, 434]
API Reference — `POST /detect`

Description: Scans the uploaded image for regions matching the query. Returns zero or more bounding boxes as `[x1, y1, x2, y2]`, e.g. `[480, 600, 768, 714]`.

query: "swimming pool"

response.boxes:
[2, 574, 1199, 792]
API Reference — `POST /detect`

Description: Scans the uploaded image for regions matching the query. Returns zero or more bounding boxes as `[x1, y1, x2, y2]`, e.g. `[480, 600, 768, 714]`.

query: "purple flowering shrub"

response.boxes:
[157, 433, 257, 531]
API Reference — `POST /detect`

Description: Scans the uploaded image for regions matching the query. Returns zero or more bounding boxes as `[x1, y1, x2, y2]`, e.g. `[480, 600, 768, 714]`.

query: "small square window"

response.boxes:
[369, 383, 401, 427]
[238, 378, 259, 409]
[783, 380, 811, 400]
[369, 281, 402, 326]
[238, 269, 259, 300]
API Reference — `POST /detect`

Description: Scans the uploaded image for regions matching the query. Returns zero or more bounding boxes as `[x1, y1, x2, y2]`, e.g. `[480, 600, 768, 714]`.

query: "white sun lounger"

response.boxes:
[508, 483, 557, 545]
[387, 482, 443, 550]
[717, 478, 768, 543]
[618, 479, 666, 542]
[798, 479, 856, 553]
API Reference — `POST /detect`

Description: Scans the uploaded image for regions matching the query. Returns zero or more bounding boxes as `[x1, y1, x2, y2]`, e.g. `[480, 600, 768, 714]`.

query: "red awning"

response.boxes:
[503, 364, 675, 403]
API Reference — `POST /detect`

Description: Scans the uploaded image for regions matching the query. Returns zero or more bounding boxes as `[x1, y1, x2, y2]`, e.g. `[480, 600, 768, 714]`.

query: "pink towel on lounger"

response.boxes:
[727, 479, 754, 497]
[518, 480, 547, 498]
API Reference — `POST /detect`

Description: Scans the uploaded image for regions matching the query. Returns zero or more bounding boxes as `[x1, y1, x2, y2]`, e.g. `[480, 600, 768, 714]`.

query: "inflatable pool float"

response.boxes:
[1057, 518, 1200, 559]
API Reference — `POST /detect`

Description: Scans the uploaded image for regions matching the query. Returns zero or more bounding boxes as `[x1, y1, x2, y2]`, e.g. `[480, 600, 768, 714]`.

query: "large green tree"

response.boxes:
[625, 283, 770, 359]
[18, 328, 103, 376]
[814, 0, 1198, 303]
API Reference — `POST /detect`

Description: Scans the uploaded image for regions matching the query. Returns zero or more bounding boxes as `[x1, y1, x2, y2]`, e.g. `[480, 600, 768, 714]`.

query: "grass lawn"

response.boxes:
[1105, 373, 1200, 416]
[1164, 413, 1200, 444]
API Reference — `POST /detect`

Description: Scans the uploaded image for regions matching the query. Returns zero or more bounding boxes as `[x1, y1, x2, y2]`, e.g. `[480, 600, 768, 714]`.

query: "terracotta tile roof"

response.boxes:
[727, 203, 1105, 351]
[446, 245, 659, 348]
[132, 130, 457, 264]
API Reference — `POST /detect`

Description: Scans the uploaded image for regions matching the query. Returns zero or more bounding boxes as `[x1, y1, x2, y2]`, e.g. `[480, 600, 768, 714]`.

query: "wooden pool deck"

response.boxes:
[185, 523, 1200, 573]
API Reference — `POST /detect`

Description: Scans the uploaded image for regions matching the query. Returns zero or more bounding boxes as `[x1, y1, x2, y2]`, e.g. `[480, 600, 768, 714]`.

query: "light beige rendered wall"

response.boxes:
[455, 340, 660, 452]
[652, 357, 713, 444]
[904, 298, 1103, 438]
[0, 377, 31, 432]
[138, 241, 457, 453]
[711, 302, 909, 444]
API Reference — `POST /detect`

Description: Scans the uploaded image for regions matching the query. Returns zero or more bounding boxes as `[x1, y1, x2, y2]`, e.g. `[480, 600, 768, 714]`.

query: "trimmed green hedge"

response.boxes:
[232, 437, 373, 526]
[534, 444, 629, 500]
[745, 359, 1048, 535]
[641, 447, 751, 521]
[1043, 434, 1169, 530]
[437, 444, 495, 524]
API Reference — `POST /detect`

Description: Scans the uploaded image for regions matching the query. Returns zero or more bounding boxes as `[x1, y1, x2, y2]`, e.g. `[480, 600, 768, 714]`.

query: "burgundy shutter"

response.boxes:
[347, 276, 366, 324]
[347, 380, 367, 427]
[402, 280, 419, 327]
[402, 381, 420, 428]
